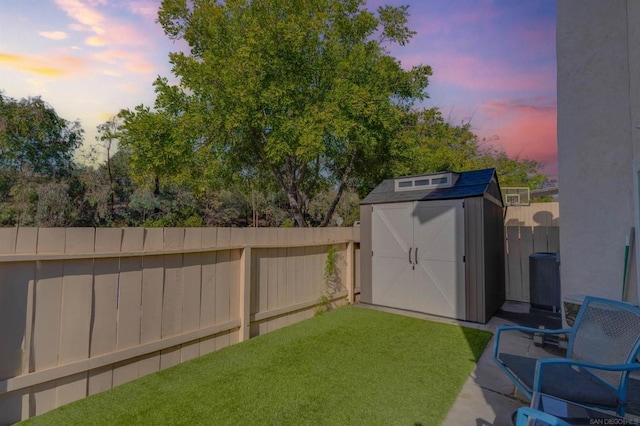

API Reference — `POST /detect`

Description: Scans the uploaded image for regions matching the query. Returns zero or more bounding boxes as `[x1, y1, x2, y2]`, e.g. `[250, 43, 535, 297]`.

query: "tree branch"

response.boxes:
[320, 150, 356, 227]
[255, 132, 308, 227]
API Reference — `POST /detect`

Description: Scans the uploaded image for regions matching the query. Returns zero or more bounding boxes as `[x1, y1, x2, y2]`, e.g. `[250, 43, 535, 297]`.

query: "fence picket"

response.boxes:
[57, 228, 94, 406]
[505, 225, 560, 302]
[0, 227, 31, 423]
[139, 228, 163, 375]
[533, 226, 548, 253]
[548, 227, 560, 253]
[160, 228, 185, 370]
[214, 228, 232, 349]
[506, 227, 522, 301]
[199, 228, 217, 355]
[0, 226, 359, 423]
[32, 228, 66, 415]
[88, 228, 121, 396]
[181, 228, 203, 362]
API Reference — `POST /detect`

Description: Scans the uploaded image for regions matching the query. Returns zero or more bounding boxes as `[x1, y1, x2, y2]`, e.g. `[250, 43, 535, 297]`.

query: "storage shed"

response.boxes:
[359, 168, 505, 323]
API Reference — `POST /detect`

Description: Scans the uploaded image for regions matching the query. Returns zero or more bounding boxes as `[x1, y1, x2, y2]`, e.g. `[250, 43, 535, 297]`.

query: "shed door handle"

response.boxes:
[415, 247, 418, 264]
[408, 247, 413, 264]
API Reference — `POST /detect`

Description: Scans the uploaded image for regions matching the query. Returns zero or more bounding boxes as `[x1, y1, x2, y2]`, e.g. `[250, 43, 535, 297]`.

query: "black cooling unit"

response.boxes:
[529, 252, 561, 312]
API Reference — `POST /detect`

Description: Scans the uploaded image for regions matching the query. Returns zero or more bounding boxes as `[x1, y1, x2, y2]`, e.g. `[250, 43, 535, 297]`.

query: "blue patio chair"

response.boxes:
[515, 407, 571, 426]
[494, 296, 640, 416]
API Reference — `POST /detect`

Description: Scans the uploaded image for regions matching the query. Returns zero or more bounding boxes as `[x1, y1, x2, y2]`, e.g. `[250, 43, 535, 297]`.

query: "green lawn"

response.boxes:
[23, 307, 492, 425]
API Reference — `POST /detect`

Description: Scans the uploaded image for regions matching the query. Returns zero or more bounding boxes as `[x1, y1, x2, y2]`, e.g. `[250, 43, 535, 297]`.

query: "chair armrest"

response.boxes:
[493, 326, 572, 359]
[516, 407, 571, 426]
[497, 325, 572, 335]
[532, 358, 640, 393]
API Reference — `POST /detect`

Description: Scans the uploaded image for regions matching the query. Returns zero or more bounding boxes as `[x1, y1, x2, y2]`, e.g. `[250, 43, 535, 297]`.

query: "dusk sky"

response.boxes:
[0, 0, 558, 177]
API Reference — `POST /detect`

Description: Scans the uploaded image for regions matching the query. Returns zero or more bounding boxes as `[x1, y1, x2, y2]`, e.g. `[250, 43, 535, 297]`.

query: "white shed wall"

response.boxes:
[557, 0, 640, 304]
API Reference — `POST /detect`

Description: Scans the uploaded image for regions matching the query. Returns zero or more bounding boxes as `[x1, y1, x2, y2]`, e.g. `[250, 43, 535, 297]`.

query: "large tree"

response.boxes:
[0, 93, 83, 176]
[144, 0, 431, 226]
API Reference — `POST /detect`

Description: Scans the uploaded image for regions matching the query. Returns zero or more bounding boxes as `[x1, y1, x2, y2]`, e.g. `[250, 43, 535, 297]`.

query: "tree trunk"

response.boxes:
[286, 184, 308, 227]
[254, 131, 308, 227]
[252, 190, 257, 227]
[320, 151, 357, 227]
[265, 156, 308, 227]
[106, 140, 115, 214]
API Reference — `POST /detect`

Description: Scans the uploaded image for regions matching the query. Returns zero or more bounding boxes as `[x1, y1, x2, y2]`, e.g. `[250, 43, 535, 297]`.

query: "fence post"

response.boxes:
[346, 241, 354, 304]
[239, 246, 252, 341]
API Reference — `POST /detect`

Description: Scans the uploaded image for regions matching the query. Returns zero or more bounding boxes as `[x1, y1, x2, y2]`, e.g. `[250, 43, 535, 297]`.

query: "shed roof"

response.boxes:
[360, 168, 499, 205]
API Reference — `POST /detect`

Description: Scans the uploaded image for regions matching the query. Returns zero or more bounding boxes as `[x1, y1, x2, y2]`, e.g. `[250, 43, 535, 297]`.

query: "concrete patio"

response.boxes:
[381, 300, 640, 426]
[442, 301, 562, 426]
[366, 301, 566, 425]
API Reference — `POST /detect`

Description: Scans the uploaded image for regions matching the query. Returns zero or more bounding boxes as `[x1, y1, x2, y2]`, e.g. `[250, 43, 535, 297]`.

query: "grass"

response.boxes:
[23, 307, 492, 425]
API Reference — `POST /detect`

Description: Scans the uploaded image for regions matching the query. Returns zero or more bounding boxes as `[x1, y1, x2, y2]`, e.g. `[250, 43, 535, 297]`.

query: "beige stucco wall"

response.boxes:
[557, 0, 640, 304]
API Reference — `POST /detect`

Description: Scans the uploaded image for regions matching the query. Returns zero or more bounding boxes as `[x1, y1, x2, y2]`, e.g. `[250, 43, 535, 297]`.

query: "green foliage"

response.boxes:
[315, 294, 331, 315]
[317, 245, 339, 314]
[0, 93, 83, 176]
[531, 195, 555, 203]
[95, 115, 123, 216]
[35, 182, 71, 227]
[201, 189, 251, 227]
[0, 203, 16, 226]
[128, 185, 206, 227]
[376, 108, 552, 196]
[377, 5, 416, 45]
[70, 166, 112, 226]
[128, 187, 160, 222]
[117, 105, 204, 195]
[474, 147, 550, 189]
[8, 174, 40, 226]
[99, 150, 134, 206]
[308, 189, 360, 226]
[324, 245, 337, 282]
[154, 0, 431, 226]
[282, 219, 295, 228]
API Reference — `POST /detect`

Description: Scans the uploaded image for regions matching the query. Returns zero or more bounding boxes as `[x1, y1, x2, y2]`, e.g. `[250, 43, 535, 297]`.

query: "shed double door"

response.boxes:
[371, 200, 466, 319]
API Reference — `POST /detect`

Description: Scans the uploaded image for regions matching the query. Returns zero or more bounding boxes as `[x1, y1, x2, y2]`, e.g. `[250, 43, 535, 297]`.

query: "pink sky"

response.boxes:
[0, 0, 558, 177]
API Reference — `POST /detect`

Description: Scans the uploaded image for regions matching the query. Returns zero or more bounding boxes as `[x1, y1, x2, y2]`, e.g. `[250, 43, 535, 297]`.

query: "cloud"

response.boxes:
[86, 35, 106, 46]
[93, 49, 156, 74]
[69, 23, 90, 32]
[0, 52, 85, 77]
[481, 98, 556, 116]
[59, 0, 153, 47]
[477, 97, 558, 176]
[126, 60, 155, 74]
[104, 22, 152, 47]
[115, 82, 141, 93]
[102, 69, 121, 77]
[385, 1, 556, 96]
[39, 31, 68, 40]
[99, 112, 117, 121]
[56, 0, 152, 45]
[51, 0, 161, 75]
[128, 1, 159, 20]
[398, 50, 555, 93]
[27, 78, 46, 89]
[55, 0, 105, 35]
[93, 49, 131, 64]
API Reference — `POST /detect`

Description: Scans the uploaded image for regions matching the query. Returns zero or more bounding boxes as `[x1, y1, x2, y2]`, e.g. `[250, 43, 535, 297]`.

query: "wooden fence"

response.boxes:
[504, 203, 560, 302]
[0, 227, 360, 424]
